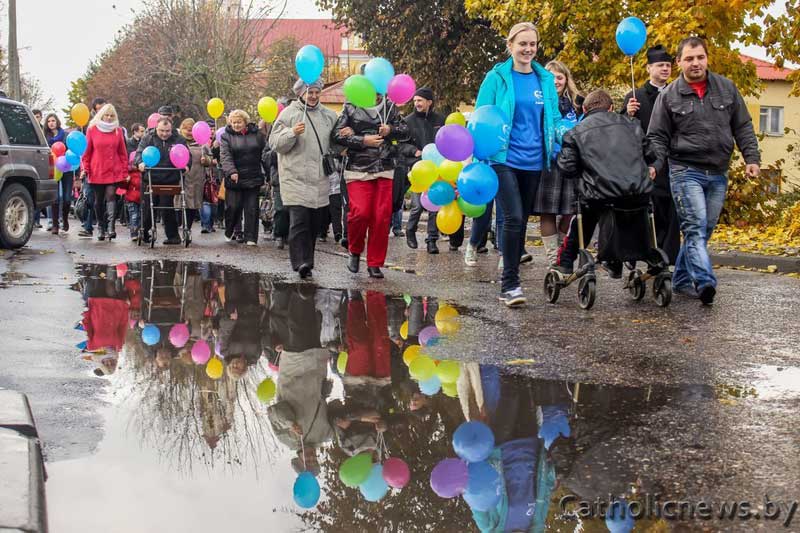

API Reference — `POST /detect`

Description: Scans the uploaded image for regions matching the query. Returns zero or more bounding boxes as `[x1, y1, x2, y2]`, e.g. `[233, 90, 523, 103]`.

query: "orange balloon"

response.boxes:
[71, 103, 90, 127]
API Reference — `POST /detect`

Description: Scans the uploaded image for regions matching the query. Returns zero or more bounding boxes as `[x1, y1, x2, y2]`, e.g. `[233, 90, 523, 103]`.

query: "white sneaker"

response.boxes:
[464, 244, 477, 266]
[499, 287, 526, 307]
[246, 241, 257, 246]
[224, 234, 233, 242]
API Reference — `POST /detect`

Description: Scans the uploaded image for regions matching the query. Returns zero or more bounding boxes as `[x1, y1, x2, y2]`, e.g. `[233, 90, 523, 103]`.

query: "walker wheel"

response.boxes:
[544, 271, 561, 304]
[628, 270, 646, 301]
[653, 277, 672, 307]
[578, 277, 596, 310]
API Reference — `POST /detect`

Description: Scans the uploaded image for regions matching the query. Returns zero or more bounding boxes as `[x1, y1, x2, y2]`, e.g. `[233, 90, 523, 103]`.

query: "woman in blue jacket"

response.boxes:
[475, 22, 559, 307]
[43, 113, 74, 235]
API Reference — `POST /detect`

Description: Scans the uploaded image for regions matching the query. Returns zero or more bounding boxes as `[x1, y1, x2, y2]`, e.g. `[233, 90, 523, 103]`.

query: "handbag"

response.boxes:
[307, 115, 337, 175]
[74, 190, 88, 222]
[217, 179, 226, 201]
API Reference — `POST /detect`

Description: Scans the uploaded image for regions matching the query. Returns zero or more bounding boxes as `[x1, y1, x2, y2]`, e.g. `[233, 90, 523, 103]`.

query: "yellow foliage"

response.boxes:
[711, 203, 800, 256]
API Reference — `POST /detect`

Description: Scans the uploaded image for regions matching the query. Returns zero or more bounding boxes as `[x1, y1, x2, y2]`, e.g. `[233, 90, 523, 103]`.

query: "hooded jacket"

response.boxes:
[475, 57, 560, 168]
[134, 129, 190, 185]
[557, 109, 655, 202]
[332, 99, 409, 174]
[220, 123, 267, 190]
[397, 109, 446, 167]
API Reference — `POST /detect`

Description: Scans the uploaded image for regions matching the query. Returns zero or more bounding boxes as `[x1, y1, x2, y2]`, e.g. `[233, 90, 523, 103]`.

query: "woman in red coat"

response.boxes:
[80, 103, 129, 241]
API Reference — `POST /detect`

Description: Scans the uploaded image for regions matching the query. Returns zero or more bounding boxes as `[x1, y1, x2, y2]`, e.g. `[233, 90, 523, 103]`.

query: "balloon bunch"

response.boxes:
[337, 439, 411, 505]
[430, 421, 502, 512]
[340, 56, 416, 124]
[400, 304, 462, 398]
[410, 105, 511, 234]
[53, 125, 88, 175]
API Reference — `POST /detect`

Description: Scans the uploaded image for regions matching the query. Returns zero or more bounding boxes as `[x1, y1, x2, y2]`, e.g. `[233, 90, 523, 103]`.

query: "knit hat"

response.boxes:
[293, 78, 325, 97]
[414, 87, 434, 102]
[646, 45, 673, 65]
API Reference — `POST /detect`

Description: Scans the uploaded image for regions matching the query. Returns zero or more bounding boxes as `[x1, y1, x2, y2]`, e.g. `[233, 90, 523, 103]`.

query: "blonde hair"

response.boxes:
[506, 22, 539, 50]
[545, 60, 580, 106]
[228, 109, 251, 124]
[90, 103, 120, 128]
[179, 118, 195, 139]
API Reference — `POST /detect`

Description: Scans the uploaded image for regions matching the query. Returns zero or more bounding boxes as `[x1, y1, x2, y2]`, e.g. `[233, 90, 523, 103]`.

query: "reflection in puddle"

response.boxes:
[56, 261, 754, 532]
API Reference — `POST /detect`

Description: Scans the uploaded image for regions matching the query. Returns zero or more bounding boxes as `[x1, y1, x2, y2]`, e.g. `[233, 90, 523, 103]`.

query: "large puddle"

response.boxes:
[44, 261, 800, 533]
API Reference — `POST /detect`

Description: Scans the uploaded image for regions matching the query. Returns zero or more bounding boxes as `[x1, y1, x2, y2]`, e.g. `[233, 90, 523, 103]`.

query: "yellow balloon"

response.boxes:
[445, 112, 467, 127]
[410, 160, 438, 190]
[258, 96, 279, 123]
[207, 97, 225, 119]
[436, 201, 463, 235]
[71, 103, 90, 127]
[206, 357, 223, 380]
[409, 181, 427, 193]
[435, 360, 461, 384]
[403, 344, 422, 366]
[400, 320, 409, 340]
[337, 351, 348, 374]
[409, 355, 436, 381]
[438, 160, 463, 184]
[442, 381, 459, 398]
[435, 304, 461, 335]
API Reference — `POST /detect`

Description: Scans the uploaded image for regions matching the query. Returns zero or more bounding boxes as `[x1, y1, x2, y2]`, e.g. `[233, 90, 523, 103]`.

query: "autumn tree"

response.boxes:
[0, 45, 54, 110]
[257, 36, 300, 101]
[316, 0, 506, 112]
[762, 0, 800, 95]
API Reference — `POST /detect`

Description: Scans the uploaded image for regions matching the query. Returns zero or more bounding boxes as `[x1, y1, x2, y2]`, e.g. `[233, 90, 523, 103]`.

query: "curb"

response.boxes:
[0, 390, 48, 533]
[710, 250, 800, 273]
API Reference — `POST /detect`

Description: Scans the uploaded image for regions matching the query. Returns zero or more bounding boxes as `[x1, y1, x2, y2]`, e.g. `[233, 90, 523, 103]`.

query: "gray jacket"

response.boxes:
[647, 71, 760, 174]
[269, 100, 338, 208]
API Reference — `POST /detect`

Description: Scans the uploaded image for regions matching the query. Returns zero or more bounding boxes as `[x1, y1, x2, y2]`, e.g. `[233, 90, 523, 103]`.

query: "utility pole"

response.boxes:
[8, 0, 22, 100]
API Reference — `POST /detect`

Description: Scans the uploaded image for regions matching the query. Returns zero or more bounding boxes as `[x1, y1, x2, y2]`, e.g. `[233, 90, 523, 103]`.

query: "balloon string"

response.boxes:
[630, 55, 636, 97]
[300, 432, 306, 470]
[302, 87, 309, 125]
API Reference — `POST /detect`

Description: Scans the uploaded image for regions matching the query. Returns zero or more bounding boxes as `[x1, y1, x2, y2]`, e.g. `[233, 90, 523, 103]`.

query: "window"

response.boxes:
[759, 106, 784, 136]
[0, 103, 41, 146]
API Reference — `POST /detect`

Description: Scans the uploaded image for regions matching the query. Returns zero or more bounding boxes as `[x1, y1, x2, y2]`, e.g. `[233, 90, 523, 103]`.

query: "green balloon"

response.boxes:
[403, 294, 412, 306]
[256, 378, 276, 404]
[337, 351, 348, 375]
[457, 197, 487, 218]
[343, 75, 377, 108]
[339, 452, 373, 487]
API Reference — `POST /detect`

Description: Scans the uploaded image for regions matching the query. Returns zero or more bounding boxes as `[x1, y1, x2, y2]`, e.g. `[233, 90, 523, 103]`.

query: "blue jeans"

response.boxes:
[47, 172, 75, 224]
[493, 165, 541, 292]
[81, 180, 95, 232]
[391, 208, 403, 234]
[670, 165, 728, 291]
[201, 202, 214, 230]
[126, 202, 141, 236]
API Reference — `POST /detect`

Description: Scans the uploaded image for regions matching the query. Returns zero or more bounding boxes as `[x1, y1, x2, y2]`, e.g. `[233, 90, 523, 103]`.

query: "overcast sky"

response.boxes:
[2, 0, 786, 116]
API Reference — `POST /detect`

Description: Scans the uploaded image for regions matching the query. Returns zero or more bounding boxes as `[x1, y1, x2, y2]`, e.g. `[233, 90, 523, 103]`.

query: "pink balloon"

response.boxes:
[420, 192, 441, 213]
[128, 151, 136, 164]
[382, 458, 410, 489]
[192, 121, 211, 145]
[277, 103, 286, 114]
[387, 74, 416, 105]
[215, 127, 225, 143]
[169, 323, 190, 348]
[115, 263, 128, 278]
[169, 144, 190, 169]
[147, 113, 160, 129]
[191, 340, 211, 364]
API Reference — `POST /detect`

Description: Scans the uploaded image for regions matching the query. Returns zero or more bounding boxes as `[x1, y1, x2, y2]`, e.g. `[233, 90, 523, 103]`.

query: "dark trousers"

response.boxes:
[272, 185, 290, 239]
[340, 175, 349, 239]
[449, 217, 466, 248]
[288, 206, 325, 270]
[470, 199, 494, 247]
[225, 188, 260, 242]
[142, 194, 178, 239]
[407, 192, 439, 242]
[652, 194, 681, 265]
[557, 209, 601, 268]
[91, 184, 117, 233]
[320, 193, 343, 238]
[494, 165, 541, 292]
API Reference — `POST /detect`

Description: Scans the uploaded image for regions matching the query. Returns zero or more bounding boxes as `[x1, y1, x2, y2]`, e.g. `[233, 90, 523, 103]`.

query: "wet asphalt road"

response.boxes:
[1, 228, 798, 532]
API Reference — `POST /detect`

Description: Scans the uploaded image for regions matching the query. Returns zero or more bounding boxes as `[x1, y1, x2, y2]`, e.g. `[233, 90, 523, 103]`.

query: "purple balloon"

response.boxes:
[420, 191, 441, 213]
[435, 124, 474, 163]
[215, 127, 225, 143]
[418, 325, 440, 346]
[56, 155, 71, 172]
[430, 458, 468, 498]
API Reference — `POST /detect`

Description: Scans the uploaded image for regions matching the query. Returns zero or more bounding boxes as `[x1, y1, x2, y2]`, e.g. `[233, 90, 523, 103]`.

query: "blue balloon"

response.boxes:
[615, 17, 647, 56]
[421, 143, 445, 166]
[364, 57, 395, 95]
[293, 472, 321, 509]
[295, 45, 325, 85]
[66, 131, 87, 157]
[359, 464, 389, 502]
[142, 324, 160, 346]
[606, 500, 635, 533]
[466, 105, 509, 161]
[463, 461, 502, 512]
[141, 146, 161, 168]
[427, 181, 455, 207]
[65, 150, 80, 167]
[539, 405, 571, 449]
[419, 375, 442, 396]
[453, 421, 495, 463]
[456, 163, 499, 205]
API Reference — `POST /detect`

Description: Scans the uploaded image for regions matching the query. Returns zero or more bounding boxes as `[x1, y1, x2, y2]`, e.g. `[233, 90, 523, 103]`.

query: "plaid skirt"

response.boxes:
[531, 164, 576, 215]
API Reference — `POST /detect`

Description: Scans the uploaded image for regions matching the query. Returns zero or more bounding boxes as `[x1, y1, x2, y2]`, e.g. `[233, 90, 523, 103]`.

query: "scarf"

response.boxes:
[96, 121, 118, 133]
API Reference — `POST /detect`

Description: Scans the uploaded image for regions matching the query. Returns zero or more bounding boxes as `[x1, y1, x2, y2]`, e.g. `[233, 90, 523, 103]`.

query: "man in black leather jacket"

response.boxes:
[647, 36, 760, 305]
[552, 90, 655, 276]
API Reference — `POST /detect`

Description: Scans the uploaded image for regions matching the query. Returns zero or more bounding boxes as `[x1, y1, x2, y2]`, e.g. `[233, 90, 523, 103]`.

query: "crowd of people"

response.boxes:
[33, 24, 759, 308]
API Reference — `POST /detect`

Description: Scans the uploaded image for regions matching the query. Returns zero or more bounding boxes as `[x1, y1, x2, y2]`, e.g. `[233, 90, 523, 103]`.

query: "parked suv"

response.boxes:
[0, 96, 56, 248]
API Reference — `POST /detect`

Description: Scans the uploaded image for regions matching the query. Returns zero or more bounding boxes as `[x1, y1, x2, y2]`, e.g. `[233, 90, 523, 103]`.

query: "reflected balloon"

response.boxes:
[382, 457, 410, 489]
[142, 324, 160, 346]
[359, 464, 389, 502]
[340, 452, 372, 487]
[168, 323, 190, 348]
[294, 471, 321, 509]
[419, 375, 442, 396]
[430, 458, 468, 498]
[256, 378, 276, 403]
[463, 461, 502, 511]
[409, 355, 436, 381]
[191, 340, 211, 364]
[453, 421, 495, 463]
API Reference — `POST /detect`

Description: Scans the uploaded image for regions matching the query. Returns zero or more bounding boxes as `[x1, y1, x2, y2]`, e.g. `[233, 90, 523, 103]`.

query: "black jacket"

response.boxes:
[558, 109, 655, 202]
[647, 71, 760, 175]
[622, 82, 671, 196]
[126, 136, 141, 155]
[134, 130, 190, 185]
[332, 100, 409, 174]
[397, 110, 445, 168]
[220, 123, 267, 190]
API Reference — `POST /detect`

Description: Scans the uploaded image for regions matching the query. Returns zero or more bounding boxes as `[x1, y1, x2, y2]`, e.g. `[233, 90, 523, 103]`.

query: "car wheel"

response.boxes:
[0, 183, 34, 249]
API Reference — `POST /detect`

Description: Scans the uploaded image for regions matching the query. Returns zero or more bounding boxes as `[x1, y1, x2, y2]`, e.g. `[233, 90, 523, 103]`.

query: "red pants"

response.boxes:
[346, 291, 391, 378]
[346, 178, 393, 267]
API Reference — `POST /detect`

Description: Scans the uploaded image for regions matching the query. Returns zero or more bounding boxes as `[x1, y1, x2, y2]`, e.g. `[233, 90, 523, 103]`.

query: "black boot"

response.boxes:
[406, 232, 418, 249]
[106, 201, 117, 240]
[347, 253, 360, 273]
[367, 267, 384, 279]
[427, 240, 439, 254]
[61, 203, 70, 232]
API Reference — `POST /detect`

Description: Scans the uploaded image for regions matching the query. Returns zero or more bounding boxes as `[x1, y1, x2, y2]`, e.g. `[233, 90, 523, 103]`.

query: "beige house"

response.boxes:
[740, 55, 799, 192]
